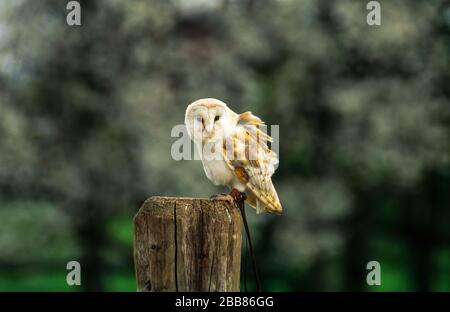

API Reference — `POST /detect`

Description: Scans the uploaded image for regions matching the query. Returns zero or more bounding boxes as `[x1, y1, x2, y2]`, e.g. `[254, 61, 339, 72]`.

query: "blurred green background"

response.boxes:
[0, 0, 449, 291]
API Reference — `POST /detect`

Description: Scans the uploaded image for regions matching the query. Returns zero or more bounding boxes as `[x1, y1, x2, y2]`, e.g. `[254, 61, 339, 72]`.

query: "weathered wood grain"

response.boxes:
[133, 196, 242, 292]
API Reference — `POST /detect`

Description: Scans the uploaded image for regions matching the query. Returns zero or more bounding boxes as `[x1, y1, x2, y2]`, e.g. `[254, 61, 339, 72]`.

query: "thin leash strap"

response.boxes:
[243, 230, 248, 292]
[237, 198, 262, 292]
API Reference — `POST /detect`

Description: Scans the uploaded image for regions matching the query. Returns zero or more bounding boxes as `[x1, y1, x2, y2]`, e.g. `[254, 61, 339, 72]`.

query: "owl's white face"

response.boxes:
[185, 98, 238, 145]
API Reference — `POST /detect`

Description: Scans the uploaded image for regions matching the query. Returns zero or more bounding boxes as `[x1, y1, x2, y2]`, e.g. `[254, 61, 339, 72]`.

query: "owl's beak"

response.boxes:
[204, 122, 214, 135]
[203, 131, 213, 141]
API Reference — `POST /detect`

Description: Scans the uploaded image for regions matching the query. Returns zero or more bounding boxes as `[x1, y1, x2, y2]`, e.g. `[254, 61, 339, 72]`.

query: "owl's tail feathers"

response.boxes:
[262, 194, 283, 214]
[245, 187, 283, 215]
[260, 180, 283, 214]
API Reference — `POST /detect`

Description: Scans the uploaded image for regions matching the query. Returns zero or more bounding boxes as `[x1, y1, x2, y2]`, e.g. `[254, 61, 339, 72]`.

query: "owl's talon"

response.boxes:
[229, 189, 246, 203]
[210, 193, 227, 199]
[210, 194, 235, 205]
[235, 193, 246, 202]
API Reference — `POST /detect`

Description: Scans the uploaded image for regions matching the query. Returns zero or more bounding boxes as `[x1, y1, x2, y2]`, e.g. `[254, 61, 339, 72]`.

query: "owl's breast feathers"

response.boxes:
[221, 124, 282, 214]
[201, 158, 246, 191]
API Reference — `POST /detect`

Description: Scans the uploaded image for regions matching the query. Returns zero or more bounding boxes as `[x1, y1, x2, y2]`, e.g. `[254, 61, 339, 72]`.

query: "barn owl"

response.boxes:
[185, 98, 282, 214]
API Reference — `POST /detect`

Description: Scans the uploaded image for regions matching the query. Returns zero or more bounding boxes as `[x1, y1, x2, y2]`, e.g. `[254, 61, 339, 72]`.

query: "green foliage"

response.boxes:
[0, 201, 78, 265]
[0, 271, 76, 292]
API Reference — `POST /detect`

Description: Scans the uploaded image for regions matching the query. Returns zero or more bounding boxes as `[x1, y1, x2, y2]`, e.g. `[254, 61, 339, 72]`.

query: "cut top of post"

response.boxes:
[133, 196, 243, 292]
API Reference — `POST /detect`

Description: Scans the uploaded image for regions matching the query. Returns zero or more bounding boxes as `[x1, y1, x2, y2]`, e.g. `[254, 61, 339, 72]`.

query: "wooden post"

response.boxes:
[133, 196, 242, 292]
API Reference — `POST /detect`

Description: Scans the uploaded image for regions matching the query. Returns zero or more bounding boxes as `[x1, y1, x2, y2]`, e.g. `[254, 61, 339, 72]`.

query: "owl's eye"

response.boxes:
[196, 116, 203, 123]
[214, 115, 220, 122]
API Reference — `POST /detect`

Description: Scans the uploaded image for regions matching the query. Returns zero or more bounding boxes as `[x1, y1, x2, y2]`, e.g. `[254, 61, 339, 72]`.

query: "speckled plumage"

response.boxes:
[185, 98, 282, 214]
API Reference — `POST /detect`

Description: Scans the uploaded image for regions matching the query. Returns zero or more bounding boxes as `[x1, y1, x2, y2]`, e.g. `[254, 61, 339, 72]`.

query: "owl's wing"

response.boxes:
[222, 125, 282, 214]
